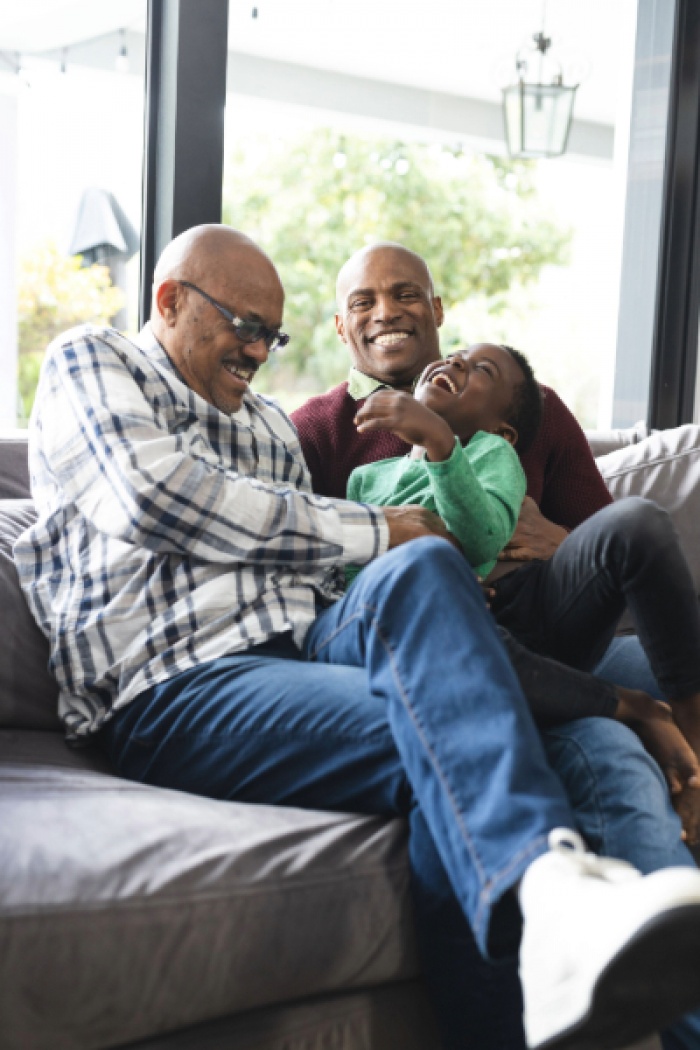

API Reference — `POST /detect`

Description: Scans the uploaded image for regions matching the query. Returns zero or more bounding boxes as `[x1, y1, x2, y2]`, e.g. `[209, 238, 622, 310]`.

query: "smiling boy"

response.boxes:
[348, 343, 534, 577]
[348, 342, 700, 843]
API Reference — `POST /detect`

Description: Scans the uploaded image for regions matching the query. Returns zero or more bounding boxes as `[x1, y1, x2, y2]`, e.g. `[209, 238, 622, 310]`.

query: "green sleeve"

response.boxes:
[347, 468, 363, 503]
[425, 433, 526, 570]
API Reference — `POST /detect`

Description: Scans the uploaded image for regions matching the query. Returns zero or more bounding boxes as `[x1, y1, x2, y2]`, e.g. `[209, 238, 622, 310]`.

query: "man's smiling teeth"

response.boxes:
[373, 332, 410, 347]
[224, 363, 255, 382]
[431, 372, 457, 394]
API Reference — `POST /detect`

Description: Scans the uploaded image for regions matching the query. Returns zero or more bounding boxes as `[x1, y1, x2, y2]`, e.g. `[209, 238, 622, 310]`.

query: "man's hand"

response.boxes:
[498, 496, 569, 563]
[667, 694, 700, 845]
[615, 686, 700, 844]
[355, 390, 455, 463]
[669, 693, 700, 766]
[382, 505, 461, 551]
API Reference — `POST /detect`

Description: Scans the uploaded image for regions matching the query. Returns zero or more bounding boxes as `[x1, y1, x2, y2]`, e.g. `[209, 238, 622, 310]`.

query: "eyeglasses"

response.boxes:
[179, 281, 290, 353]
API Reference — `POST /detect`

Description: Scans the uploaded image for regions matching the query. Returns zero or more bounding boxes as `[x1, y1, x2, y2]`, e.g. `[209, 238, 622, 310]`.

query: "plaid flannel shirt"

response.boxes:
[14, 324, 388, 740]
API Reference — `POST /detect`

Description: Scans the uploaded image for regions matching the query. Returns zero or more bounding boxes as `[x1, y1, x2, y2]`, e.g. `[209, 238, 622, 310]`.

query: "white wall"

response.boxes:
[0, 82, 18, 429]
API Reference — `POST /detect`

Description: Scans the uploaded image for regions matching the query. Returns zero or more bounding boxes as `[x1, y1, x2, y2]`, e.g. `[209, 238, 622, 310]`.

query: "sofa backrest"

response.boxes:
[0, 435, 31, 500]
[585, 421, 652, 460]
[0, 434, 59, 730]
[0, 498, 61, 731]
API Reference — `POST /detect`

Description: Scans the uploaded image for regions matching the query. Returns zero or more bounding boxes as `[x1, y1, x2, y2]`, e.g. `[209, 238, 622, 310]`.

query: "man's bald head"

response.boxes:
[335, 242, 443, 389]
[335, 242, 434, 308]
[150, 224, 285, 415]
[152, 225, 280, 313]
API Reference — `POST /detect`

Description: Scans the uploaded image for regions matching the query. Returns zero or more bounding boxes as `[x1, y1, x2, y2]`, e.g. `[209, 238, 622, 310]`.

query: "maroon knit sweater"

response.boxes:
[291, 382, 612, 530]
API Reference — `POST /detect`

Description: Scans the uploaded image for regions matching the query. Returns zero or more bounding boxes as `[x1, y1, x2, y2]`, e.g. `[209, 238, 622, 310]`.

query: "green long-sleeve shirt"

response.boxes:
[347, 431, 526, 578]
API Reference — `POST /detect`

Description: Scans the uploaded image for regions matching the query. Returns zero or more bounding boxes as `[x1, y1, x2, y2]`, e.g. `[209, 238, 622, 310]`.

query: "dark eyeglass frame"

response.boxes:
[179, 281, 289, 352]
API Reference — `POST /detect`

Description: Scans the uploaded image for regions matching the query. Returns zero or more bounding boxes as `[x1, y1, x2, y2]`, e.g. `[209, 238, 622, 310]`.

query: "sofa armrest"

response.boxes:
[584, 421, 652, 459]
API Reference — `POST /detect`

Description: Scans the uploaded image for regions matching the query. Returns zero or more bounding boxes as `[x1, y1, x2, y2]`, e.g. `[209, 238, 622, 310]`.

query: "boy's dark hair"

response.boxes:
[499, 345, 543, 454]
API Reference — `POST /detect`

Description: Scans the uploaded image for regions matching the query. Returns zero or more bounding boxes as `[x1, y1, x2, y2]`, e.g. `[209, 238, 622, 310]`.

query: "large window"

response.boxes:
[0, 2, 146, 427]
[3, 1, 698, 435]
[222, 0, 637, 427]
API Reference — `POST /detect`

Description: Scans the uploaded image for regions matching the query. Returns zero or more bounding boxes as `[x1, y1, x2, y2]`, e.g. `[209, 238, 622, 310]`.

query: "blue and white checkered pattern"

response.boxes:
[14, 324, 387, 740]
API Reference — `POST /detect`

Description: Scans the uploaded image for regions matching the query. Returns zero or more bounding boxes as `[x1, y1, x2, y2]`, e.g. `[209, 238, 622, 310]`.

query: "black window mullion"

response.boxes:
[649, 0, 700, 428]
[139, 0, 229, 325]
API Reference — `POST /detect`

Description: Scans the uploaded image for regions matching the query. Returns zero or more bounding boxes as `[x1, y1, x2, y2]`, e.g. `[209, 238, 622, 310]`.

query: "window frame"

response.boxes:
[139, 0, 229, 324]
[647, 0, 700, 427]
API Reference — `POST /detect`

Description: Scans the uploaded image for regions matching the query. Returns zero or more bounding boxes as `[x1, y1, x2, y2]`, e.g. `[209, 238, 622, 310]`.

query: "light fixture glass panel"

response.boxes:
[503, 83, 577, 158]
[503, 84, 524, 154]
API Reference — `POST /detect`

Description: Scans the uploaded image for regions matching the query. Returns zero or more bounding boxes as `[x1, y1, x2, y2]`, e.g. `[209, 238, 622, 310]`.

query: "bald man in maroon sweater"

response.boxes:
[291, 242, 613, 568]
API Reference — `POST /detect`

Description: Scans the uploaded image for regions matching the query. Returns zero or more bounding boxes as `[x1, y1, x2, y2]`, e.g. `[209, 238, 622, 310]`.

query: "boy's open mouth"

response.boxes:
[430, 371, 458, 394]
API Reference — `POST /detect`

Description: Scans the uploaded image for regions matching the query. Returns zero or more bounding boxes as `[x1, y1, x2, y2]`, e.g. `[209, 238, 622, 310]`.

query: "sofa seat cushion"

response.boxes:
[0, 731, 418, 1050]
[123, 981, 440, 1050]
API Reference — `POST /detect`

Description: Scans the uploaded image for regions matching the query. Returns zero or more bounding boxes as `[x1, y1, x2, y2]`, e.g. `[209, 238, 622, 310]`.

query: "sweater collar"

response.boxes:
[347, 366, 419, 401]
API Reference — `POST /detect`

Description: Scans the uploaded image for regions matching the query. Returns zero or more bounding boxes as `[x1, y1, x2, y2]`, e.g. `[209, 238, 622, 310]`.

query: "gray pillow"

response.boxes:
[0, 499, 61, 731]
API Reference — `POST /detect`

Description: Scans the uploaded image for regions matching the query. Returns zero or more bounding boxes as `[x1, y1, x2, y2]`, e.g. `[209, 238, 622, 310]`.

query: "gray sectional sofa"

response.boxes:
[4, 422, 699, 1050]
[0, 435, 441, 1050]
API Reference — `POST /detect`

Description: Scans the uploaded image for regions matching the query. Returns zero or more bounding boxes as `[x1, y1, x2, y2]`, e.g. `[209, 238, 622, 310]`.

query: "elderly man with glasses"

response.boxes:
[15, 224, 700, 1050]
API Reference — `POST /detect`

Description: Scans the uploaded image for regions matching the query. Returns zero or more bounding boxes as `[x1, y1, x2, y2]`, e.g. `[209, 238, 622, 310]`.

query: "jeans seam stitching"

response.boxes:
[306, 606, 375, 661]
[549, 732, 607, 849]
[371, 620, 490, 883]
[130, 725, 391, 745]
[307, 596, 541, 946]
[474, 834, 550, 933]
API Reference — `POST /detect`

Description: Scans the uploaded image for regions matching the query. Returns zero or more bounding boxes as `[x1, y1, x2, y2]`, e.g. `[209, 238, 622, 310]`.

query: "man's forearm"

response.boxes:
[45, 341, 388, 571]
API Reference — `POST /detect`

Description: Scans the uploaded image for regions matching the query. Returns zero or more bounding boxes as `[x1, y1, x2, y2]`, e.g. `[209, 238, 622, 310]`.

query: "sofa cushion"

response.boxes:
[596, 424, 700, 589]
[122, 982, 440, 1049]
[0, 500, 61, 731]
[122, 1006, 657, 1050]
[0, 435, 30, 500]
[0, 730, 418, 1050]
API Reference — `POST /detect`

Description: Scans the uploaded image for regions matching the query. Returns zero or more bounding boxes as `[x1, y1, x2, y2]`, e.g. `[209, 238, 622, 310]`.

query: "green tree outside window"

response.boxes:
[18, 241, 124, 422]
[223, 129, 570, 406]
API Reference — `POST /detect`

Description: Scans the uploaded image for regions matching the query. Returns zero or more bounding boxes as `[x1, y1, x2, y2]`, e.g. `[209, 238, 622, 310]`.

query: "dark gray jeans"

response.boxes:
[492, 497, 700, 703]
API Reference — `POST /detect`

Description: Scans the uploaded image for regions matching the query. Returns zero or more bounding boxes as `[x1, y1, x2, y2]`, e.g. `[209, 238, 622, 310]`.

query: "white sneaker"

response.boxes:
[520, 829, 700, 1050]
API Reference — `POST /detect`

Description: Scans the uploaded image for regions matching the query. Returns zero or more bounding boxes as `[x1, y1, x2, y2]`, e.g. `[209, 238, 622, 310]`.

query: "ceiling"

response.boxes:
[0, 0, 636, 127]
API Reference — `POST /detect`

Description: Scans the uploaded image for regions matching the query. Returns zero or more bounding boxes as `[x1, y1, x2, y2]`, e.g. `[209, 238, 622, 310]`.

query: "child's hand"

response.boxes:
[615, 686, 700, 843]
[355, 390, 455, 462]
[476, 575, 496, 607]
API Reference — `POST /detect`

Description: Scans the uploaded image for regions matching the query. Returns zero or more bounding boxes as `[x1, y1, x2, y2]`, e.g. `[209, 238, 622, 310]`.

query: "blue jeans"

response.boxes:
[100, 539, 695, 1050]
[594, 633, 700, 1050]
[596, 634, 665, 698]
